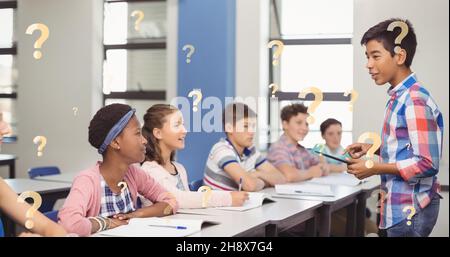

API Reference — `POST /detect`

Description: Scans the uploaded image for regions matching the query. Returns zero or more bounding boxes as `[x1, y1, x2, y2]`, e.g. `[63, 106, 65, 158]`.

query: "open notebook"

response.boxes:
[309, 172, 366, 186]
[96, 217, 219, 237]
[274, 183, 335, 197]
[215, 192, 275, 211]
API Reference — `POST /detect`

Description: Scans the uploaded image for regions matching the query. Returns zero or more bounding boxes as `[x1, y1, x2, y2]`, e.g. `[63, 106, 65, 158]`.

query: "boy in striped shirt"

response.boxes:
[203, 103, 286, 191]
[346, 18, 443, 237]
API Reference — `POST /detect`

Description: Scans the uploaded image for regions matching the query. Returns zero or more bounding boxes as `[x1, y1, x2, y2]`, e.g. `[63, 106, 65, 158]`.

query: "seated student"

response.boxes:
[140, 104, 249, 208]
[1, 176, 67, 237]
[203, 103, 286, 192]
[0, 112, 12, 144]
[314, 118, 349, 173]
[267, 103, 329, 182]
[58, 103, 178, 236]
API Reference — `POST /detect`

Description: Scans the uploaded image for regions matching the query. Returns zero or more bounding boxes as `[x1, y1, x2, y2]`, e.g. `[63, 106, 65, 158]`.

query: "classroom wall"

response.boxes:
[1, 0, 103, 178]
[353, 0, 449, 185]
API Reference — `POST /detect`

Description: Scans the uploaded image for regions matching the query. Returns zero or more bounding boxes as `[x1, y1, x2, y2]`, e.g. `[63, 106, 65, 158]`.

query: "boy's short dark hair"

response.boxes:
[222, 103, 257, 131]
[320, 118, 342, 135]
[361, 18, 417, 67]
[280, 103, 308, 122]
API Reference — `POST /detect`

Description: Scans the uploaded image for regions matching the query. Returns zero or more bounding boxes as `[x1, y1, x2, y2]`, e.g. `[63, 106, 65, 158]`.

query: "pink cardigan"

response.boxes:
[140, 161, 232, 209]
[58, 162, 178, 236]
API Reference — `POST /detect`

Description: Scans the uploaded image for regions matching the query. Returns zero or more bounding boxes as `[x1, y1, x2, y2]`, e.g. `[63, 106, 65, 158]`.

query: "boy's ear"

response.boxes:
[153, 127, 163, 140]
[224, 123, 234, 134]
[395, 48, 407, 66]
[281, 120, 289, 130]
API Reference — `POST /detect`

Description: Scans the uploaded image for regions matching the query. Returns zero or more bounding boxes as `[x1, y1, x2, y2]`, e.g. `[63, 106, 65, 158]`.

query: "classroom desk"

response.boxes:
[0, 178, 71, 237]
[354, 176, 381, 236]
[168, 198, 323, 237]
[33, 171, 78, 183]
[0, 154, 16, 178]
[262, 185, 361, 237]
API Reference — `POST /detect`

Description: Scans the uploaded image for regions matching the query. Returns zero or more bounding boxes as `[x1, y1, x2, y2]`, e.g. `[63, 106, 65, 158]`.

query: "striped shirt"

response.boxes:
[203, 138, 267, 191]
[267, 133, 320, 170]
[379, 73, 443, 229]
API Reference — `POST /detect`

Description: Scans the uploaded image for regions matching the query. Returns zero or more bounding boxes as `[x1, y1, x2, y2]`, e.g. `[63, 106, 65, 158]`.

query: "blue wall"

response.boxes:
[177, 0, 236, 182]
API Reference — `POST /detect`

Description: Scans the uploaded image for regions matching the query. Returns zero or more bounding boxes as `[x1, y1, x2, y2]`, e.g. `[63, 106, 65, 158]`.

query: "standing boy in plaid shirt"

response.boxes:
[345, 18, 444, 237]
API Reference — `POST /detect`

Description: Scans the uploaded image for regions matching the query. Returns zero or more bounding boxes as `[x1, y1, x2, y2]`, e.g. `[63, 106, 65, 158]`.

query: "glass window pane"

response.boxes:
[103, 49, 166, 93]
[280, 44, 353, 93]
[280, 0, 353, 36]
[0, 8, 14, 47]
[0, 98, 17, 135]
[104, 1, 167, 45]
[105, 99, 166, 126]
[0, 55, 17, 93]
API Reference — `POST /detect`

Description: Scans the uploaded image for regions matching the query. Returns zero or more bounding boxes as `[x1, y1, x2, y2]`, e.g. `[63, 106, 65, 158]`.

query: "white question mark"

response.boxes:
[25, 23, 50, 60]
[131, 10, 144, 31]
[182, 44, 195, 64]
[117, 181, 127, 193]
[269, 83, 279, 98]
[357, 132, 381, 169]
[188, 89, 202, 112]
[344, 89, 359, 112]
[17, 191, 42, 229]
[72, 107, 78, 116]
[198, 186, 212, 208]
[298, 87, 323, 124]
[387, 21, 409, 54]
[33, 136, 47, 157]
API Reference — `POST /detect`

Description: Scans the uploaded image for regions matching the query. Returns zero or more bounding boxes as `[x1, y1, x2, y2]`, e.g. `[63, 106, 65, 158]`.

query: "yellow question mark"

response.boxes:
[198, 186, 212, 208]
[387, 21, 409, 54]
[298, 87, 323, 124]
[131, 10, 144, 31]
[268, 83, 279, 98]
[33, 136, 47, 157]
[403, 205, 416, 226]
[267, 40, 284, 66]
[72, 107, 78, 116]
[117, 181, 128, 193]
[17, 191, 42, 229]
[162, 192, 177, 215]
[344, 89, 359, 112]
[25, 23, 49, 60]
[188, 89, 202, 112]
[357, 132, 381, 168]
[370, 189, 387, 213]
[182, 44, 195, 64]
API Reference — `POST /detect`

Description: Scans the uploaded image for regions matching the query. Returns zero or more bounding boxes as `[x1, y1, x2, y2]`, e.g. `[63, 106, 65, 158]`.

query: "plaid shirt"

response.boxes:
[99, 178, 135, 218]
[379, 73, 443, 229]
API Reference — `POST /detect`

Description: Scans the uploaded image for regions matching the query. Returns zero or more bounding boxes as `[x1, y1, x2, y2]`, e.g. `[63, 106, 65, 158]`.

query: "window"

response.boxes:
[0, 1, 17, 136]
[103, 0, 167, 124]
[267, 0, 354, 149]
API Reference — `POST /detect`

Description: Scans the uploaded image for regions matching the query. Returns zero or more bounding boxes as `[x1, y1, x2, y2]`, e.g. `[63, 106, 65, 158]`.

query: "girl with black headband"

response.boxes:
[58, 104, 178, 236]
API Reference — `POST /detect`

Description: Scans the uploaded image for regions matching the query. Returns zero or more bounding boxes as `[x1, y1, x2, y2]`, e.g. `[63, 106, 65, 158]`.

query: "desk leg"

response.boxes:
[9, 161, 15, 178]
[318, 205, 331, 237]
[345, 201, 357, 237]
[265, 224, 278, 237]
[356, 192, 367, 237]
[305, 216, 317, 237]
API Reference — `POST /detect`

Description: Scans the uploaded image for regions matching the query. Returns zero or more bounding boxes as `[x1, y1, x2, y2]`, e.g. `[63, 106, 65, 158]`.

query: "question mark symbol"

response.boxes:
[268, 40, 284, 66]
[402, 205, 416, 226]
[17, 191, 42, 229]
[188, 89, 202, 112]
[370, 189, 387, 213]
[298, 87, 323, 124]
[72, 107, 78, 116]
[182, 44, 195, 64]
[131, 10, 144, 31]
[344, 89, 359, 112]
[269, 83, 279, 98]
[25, 23, 49, 60]
[33, 136, 47, 157]
[117, 181, 127, 193]
[357, 132, 381, 168]
[161, 192, 177, 215]
[198, 186, 212, 208]
[387, 21, 409, 54]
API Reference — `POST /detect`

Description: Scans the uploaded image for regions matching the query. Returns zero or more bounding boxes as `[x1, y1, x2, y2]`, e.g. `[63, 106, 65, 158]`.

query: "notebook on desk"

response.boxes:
[309, 172, 366, 186]
[97, 217, 219, 237]
[274, 183, 335, 197]
[215, 192, 275, 211]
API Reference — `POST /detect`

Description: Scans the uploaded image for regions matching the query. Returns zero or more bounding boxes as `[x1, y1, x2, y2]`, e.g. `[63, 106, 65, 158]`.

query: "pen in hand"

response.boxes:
[238, 177, 243, 191]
